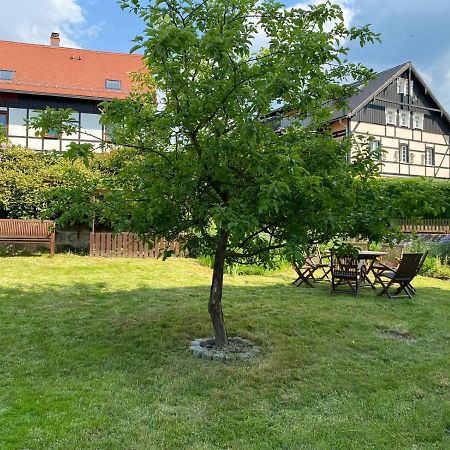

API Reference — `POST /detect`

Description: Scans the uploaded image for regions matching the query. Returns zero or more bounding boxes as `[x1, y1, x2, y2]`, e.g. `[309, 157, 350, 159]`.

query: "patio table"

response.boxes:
[358, 251, 388, 288]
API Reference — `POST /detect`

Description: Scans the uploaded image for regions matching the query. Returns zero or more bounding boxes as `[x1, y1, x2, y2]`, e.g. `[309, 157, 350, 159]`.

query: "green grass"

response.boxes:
[0, 255, 449, 449]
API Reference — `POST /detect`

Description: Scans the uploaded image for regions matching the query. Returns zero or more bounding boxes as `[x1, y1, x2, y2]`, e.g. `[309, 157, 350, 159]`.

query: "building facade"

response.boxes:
[331, 62, 450, 179]
[267, 62, 450, 179]
[0, 33, 143, 151]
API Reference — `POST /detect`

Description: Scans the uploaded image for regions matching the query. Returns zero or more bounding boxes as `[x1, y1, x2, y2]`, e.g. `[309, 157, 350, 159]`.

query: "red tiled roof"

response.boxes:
[0, 39, 144, 100]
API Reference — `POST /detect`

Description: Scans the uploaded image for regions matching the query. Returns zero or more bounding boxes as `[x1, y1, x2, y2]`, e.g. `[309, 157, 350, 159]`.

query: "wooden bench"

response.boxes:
[0, 219, 56, 255]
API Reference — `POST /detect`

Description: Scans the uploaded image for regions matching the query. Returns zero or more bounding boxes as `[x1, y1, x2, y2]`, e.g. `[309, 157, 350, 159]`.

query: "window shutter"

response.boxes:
[410, 152, 415, 163]
[394, 151, 399, 161]
[421, 154, 425, 165]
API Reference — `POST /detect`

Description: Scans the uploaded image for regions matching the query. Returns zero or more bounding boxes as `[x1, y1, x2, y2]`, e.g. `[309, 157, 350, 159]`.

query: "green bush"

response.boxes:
[377, 178, 450, 219]
[197, 254, 290, 276]
[404, 236, 450, 279]
[0, 145, 65, 219]
[0, 144, 114, 227]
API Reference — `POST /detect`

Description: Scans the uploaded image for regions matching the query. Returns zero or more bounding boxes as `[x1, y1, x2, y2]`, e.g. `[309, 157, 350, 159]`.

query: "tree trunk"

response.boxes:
[208, 228, 228, 347]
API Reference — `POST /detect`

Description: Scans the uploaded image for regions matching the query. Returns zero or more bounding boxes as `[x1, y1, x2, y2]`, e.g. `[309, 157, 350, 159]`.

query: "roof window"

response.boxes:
[106, 79, 121, 90]
[0, 70, 15, 81]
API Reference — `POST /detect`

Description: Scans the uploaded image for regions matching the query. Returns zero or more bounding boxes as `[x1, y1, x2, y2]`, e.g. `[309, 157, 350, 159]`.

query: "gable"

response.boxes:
[346, 63, 450, 135]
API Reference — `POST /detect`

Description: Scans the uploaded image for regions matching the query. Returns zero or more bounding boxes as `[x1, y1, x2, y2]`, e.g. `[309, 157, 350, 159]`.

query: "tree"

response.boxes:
[31, 0, 384, 347]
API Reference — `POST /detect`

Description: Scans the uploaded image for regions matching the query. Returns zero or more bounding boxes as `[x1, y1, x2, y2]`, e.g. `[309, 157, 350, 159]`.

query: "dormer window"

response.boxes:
[106, 79, 121, 90]
[385, 107, 397, 125]
[397, 78, 408, 95]
[0, 70, 15, 81]
[413, 112, 424, 130]
[399, 110, 410, 127]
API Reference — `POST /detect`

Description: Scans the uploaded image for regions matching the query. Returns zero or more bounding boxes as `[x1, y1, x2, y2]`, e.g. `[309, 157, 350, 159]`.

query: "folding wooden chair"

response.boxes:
[350, 241, 369, 251]
[373, 244, 404, 275]
[292, 247, 331, 288]
[330, 251, 360, 295]
[377, 253, 424, 300]
[292, 260, 315, 287]
[407, 250, 428, 294]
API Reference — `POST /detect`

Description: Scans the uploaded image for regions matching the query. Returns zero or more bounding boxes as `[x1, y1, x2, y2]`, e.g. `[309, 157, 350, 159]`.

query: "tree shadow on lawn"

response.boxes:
[1, 278, 448, 378]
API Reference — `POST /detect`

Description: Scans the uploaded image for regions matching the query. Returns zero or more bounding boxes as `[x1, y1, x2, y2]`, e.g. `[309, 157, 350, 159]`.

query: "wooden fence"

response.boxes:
[89, 232, 181, 258]
[399, 219, 450, 234]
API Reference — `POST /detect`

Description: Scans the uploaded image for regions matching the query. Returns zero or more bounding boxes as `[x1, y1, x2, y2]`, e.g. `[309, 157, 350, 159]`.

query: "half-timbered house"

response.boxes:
[267, 62, 450, 179]
[0, 33, 143, 152]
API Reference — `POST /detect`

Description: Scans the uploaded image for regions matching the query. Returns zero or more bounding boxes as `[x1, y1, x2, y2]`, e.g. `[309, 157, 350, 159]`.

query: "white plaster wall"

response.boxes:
[396, 128, 413, 140]
[351, 122, 385, 136]
[27, 137, 43, 151]
[385, 126, 395, 137]
[409, 140, 425, 151]
[9, 137, 26, 147]
[43, 139, 60, 151]
[349, 120, 450, 179]
[410, 165, 425, 176]
[413, 130, 422, 141]
[422, 132, 447, 145]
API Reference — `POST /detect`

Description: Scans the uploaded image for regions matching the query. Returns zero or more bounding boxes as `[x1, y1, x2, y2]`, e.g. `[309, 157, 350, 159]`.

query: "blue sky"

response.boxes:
[1, 0, 450, 110]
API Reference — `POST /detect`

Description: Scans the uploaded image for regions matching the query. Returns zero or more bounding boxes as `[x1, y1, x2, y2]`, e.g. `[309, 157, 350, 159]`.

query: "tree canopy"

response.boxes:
[29, 0, 386, 346]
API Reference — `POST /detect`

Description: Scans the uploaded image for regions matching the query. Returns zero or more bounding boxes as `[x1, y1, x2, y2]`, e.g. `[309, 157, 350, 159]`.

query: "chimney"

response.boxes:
[50, 32, 60, 47]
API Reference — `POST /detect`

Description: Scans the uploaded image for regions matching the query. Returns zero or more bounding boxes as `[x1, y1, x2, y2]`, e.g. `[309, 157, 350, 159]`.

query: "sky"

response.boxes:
[1, 0, 450, 110]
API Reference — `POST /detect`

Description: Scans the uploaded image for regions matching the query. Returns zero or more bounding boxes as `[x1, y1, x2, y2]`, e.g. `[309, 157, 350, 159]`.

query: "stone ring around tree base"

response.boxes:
[190, 337, 261, 362]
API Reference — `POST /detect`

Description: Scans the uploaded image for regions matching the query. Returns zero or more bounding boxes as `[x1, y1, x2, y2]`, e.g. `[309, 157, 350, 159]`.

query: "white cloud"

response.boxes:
[0, 0, 101, 48]
[290, 0, 357, 30]
[251, 0, 358, 51]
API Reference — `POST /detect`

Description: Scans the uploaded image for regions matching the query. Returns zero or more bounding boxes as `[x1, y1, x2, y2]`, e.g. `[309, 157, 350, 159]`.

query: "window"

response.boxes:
[104, 125, 113, 142]
[0, 69, 15, 81]
[105, 79, 121, 90]
[397, 78, 408, 95]
[0, 111, 7, 134]
[399, 110, 410, 127]
[425, 147, 435, 166]
[45, 129, 60, 139]
[410, 80, 414, 97]
[385, 107, 397, 125]
[400, 144, 409, 163]
[413, 112, 424, 130]
[369, 140, 380, 159]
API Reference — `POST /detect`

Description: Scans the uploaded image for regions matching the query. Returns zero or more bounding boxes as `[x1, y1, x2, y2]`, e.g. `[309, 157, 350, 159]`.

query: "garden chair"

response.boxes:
[372, 244, 405, 275]
[377, 253, 424, 300]
[349, 241, 369, 251]
[292, 247, 331, 288]
[330, 251, 360, 295]
[407, 250, 429, 294]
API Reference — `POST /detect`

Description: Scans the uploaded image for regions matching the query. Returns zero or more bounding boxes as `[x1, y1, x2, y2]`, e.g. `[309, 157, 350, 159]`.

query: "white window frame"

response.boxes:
[369, 140, 380, 159]
[385, 107, 397, 126]
[397, 78, 408, 95]
[413, 112, 424, 130]
[399, 110, 410, 128]
[425, 147, 435, 166]
[0, 69, 15, 81]
[105, 79, 122, 90]
[400, 144, 409, 163]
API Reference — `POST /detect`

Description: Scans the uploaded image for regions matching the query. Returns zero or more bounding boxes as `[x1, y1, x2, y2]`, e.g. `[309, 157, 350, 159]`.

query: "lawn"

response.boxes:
[0, 255, 449, 449]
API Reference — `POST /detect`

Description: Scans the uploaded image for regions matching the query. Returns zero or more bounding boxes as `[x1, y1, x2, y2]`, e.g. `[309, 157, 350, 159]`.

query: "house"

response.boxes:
[0, 33, 143, 151]
[268, 62, 450, 179]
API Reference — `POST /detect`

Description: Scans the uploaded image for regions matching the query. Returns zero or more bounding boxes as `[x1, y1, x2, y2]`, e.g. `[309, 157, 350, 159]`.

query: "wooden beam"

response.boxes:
[374, 96, 442, 113]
